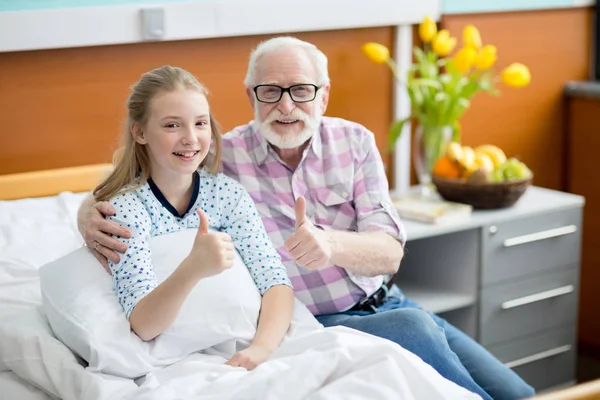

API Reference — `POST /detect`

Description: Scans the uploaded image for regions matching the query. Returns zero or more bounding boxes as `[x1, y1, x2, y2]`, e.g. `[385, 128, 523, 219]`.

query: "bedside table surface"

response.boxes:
[401, 186, 585, 241]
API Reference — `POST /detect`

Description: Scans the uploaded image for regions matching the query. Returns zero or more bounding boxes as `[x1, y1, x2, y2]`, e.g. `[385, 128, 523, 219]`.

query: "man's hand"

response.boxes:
[224, 344, 273, 371]
[283, 196, 332, 270]
[80, 200, 131, 273]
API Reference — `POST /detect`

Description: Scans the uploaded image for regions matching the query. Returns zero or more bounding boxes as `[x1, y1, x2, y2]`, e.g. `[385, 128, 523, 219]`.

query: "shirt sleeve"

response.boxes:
[353, 131, 407, 245]
[218, 176, 293, 295]
[106, 191, 157, 319]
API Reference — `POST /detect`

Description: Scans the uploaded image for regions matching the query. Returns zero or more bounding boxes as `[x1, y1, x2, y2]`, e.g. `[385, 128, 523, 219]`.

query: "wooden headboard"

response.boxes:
[0, 164, 113, 200]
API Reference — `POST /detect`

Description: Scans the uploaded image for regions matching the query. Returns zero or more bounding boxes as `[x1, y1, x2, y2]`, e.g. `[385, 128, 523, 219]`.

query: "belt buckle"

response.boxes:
[371, 286, 387, 307]
[357, 287, 383, 310]
[372, 290, 383, 307]
[352, 285, 388, 312]
[357, 296, 373, 308]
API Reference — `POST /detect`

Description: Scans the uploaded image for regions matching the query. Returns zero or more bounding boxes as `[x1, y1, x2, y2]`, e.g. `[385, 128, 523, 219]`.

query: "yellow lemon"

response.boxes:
[475, 153, 494, 173]
[474, 144, 507, 169]
[446, 141, 464, 162]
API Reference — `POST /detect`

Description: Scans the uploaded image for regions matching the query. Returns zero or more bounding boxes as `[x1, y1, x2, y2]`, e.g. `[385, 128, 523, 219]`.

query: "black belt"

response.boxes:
[349, 285, 389, 312]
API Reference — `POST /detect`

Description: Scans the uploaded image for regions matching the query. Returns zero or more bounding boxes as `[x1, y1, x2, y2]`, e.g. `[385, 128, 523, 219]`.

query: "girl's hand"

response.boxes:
[184, 209, 235, 279]
[224, 344, 273, 371]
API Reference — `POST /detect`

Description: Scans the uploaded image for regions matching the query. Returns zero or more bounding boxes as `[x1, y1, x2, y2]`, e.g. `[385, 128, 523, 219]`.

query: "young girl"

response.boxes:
[92, 65, 294, 371]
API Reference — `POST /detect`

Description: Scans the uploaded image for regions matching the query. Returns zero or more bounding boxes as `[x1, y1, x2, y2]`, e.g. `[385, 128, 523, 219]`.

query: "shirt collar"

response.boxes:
[250, 123, 270, 166]
[309, 123, 323, 157]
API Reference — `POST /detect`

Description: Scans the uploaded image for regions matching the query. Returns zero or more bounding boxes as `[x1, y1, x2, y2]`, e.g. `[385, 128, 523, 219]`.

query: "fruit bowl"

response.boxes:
[432, 175, 533, 209]
[431, 143, 533, 209]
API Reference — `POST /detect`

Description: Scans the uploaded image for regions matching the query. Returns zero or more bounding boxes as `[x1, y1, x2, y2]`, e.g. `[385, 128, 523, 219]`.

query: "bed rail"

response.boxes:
[531, 379, 600, 400]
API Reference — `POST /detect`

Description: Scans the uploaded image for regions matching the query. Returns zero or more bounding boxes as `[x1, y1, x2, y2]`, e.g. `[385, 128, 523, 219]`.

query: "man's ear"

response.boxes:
[131, 124, 147, 145]
[245, 87, 255, 108]
[320, 85, 331, 115]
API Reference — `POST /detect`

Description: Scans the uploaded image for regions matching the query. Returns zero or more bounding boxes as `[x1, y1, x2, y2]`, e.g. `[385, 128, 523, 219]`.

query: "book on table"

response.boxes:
[391, 197, 472, 224]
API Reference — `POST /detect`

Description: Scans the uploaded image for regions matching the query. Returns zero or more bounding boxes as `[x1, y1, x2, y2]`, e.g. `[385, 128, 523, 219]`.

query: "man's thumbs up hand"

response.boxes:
[294, 195, 307, 229]
[284, 196, 332, 270]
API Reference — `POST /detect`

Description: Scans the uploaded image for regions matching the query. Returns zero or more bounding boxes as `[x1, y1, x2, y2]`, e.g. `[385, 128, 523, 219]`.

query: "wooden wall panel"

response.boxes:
[566, 96, 600, 351]
[0, 7, 593, 191]
[441, 8, 593, 190]
[0, 27, 393, 175]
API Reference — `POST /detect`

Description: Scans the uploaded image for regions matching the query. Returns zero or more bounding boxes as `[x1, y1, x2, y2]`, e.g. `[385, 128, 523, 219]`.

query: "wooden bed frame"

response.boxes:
[0, 163, 113, 201]
[0, 164, 599, 400]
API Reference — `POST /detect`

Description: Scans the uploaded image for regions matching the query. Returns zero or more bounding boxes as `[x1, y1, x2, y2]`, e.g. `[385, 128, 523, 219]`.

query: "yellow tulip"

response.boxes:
[419, 16, 438, 43]
[453, 47, 477, 73]
[432, 30, 457, 57]
[502, 63, 531, 88]
[463, 25, 482, 50]
[474, 45, 497, 70]
[361, 42, 390, 64]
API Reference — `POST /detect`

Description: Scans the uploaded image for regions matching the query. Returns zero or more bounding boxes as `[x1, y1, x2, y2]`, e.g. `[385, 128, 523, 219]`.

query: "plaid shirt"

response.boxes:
[219, 116, 406, 315]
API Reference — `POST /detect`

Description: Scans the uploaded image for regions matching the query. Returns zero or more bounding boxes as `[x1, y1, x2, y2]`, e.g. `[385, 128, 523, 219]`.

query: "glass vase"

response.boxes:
[412, 123, 453, 198]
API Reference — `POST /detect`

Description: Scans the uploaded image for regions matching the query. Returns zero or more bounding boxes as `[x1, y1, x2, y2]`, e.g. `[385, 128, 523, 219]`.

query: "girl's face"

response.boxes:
[133, 88, 212, 178]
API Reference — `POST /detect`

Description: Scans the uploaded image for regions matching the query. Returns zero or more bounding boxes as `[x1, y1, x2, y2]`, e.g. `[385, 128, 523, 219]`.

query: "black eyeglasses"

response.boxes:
[253, 84, 320, 104]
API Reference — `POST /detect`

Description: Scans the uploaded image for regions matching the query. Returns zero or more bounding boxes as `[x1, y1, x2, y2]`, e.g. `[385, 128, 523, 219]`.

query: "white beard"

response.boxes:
[253, 103, 322, 150]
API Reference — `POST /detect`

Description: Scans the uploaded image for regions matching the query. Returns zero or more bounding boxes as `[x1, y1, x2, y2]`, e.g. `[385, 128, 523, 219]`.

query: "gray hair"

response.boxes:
[243, 36, 330, 87]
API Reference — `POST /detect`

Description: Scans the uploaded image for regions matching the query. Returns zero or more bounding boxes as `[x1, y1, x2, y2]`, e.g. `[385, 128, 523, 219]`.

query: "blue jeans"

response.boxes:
[316, 285, 535, 400]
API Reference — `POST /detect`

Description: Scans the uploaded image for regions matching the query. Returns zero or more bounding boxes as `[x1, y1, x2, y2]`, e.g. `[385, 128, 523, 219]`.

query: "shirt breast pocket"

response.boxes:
[311, 183, 356, 230]
[314, 183, 354, 206]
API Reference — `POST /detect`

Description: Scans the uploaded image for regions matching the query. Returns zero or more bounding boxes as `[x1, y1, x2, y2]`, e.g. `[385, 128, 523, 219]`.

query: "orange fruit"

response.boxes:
[433, 155, 462, 179]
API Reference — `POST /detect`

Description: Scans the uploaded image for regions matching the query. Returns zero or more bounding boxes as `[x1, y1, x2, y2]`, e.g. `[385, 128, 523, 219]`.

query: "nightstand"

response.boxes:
[392, 186, 584, 392]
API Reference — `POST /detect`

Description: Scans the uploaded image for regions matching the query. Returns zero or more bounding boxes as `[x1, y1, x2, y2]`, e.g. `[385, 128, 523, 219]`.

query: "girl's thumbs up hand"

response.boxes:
[182, 209, 235, 280]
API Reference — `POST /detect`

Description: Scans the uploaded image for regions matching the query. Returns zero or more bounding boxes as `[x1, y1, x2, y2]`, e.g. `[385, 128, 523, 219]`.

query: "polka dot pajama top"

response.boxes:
[106, 168, 293, 319]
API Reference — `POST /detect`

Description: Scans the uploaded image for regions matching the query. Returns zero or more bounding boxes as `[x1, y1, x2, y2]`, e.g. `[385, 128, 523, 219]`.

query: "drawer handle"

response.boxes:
[501, 285, 574, 310]
[505, 345, 572, 369]
[503, 225, 577, 247]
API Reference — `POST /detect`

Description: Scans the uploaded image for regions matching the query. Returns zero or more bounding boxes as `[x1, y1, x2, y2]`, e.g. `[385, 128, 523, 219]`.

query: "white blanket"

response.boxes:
[0, 192, 481, 400]
[0, 306, 480, 400]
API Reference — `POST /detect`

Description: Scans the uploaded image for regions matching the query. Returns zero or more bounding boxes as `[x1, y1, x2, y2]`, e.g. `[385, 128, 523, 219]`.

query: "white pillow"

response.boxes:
[39, 229, 263, 379]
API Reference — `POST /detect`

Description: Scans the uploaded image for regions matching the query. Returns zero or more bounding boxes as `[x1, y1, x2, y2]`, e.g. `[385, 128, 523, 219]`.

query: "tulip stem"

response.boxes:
[386, 58, 400, 82]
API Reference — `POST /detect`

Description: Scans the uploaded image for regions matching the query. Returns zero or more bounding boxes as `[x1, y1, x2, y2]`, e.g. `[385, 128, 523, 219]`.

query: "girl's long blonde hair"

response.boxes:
[94, 65, 222, 202]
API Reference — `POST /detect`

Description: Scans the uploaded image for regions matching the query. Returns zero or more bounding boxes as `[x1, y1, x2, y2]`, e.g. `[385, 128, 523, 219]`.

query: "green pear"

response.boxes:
[502, 158, 532, 180]
[491, 168, 505, 182]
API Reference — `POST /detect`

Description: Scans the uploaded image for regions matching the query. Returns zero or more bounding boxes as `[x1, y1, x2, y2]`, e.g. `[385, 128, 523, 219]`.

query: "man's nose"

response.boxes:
[277, 91, 296, 115]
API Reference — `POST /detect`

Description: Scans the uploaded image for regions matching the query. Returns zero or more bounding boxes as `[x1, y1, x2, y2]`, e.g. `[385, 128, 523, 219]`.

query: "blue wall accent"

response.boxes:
[443, 0, 593, 14]
[0, 0, 593, 13]
[0, 1, 210, 12]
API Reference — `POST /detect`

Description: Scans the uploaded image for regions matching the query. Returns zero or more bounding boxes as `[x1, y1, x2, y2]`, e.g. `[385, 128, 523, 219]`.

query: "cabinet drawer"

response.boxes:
[481, 208, 582, 285]
[479, 267, 579, 346]
[486, 326, 576, 392]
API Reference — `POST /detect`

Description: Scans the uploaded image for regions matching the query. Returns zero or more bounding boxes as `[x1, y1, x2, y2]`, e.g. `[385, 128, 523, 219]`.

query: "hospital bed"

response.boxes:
[0, 164, 599, 400]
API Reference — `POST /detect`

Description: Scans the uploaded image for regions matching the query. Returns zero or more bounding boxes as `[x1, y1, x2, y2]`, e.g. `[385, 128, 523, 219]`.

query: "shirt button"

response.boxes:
[341, 191, 348, 198]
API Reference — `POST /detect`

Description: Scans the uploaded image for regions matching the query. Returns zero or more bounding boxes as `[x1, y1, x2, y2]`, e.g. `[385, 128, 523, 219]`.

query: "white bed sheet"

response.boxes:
[0, 370, 53, 400]
[0, 192, 88, 400]
[0, 192, 482, 400]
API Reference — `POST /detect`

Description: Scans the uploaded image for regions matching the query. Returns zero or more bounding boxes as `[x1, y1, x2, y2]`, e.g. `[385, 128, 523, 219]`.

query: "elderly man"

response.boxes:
[78, 36, 534, 400]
